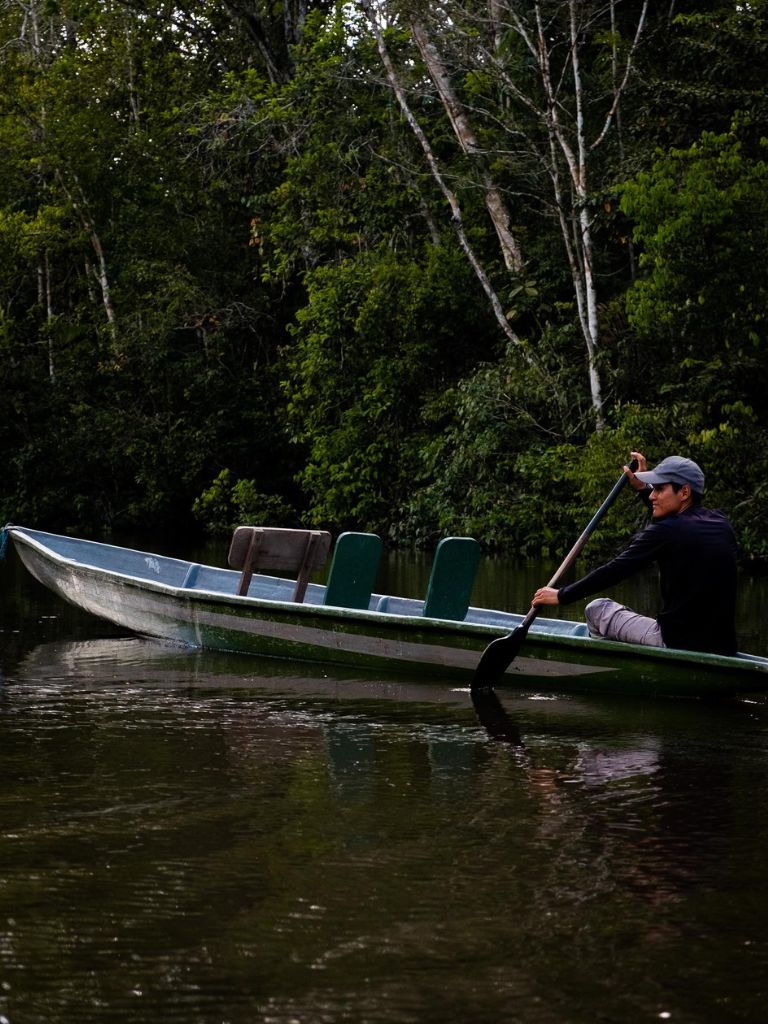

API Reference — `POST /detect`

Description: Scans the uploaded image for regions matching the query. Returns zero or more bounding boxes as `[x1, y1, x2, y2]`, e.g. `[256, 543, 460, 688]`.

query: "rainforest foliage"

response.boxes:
[2, 0, 768, 560]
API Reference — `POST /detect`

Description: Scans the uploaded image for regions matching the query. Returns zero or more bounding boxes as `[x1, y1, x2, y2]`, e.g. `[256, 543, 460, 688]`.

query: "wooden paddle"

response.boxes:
[471, 459, 638, 691]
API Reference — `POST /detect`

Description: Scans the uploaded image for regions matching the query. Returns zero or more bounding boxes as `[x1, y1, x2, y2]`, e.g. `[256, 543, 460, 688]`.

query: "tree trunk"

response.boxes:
[41, 251, 55, 380]
[55, 171, 117, 338]
[567, 0, 604, 428]
[410, 18, 525, 275]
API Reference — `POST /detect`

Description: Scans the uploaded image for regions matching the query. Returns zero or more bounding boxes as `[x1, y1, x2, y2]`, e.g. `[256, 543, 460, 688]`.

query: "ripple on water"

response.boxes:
[3, 638, 768, 1021]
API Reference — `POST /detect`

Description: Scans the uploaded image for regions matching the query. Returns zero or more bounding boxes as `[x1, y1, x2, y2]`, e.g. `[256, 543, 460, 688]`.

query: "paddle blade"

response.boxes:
[471, 688, 524, 746]
[472, 625, 528, 690]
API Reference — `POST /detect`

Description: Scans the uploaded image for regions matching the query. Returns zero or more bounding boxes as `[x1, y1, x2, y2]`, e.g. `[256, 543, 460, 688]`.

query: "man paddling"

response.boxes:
[532, 452, 739, 655]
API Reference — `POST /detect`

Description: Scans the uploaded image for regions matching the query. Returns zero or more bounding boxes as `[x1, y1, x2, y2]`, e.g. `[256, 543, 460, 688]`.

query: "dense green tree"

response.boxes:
[633, 0, 768, 154]
[1, 0, 768, 560]
[620, 124, 768, 559]
[0, 0, 301, 532]
[282, 245, 499, 533]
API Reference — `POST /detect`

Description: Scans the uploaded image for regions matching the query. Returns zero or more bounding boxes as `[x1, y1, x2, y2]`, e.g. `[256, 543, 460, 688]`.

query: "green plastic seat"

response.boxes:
[323, 532, 383, 610]
[422, 537, 481, 621]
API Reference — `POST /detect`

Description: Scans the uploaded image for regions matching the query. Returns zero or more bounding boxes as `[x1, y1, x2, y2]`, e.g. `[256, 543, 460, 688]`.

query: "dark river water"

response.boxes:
[2, 539, 768, 1023]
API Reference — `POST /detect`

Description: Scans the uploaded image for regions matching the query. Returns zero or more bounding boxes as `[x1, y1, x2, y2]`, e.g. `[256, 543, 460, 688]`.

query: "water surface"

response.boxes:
[2, 543, 768, 1023]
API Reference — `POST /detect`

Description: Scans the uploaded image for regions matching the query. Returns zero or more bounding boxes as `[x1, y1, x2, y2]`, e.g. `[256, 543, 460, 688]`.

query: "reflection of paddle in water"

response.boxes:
[471, 689, 524, 746]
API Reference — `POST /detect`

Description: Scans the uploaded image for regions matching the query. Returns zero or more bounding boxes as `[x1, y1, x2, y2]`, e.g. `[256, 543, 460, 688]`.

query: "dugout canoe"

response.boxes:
[4, 525, 768, 698]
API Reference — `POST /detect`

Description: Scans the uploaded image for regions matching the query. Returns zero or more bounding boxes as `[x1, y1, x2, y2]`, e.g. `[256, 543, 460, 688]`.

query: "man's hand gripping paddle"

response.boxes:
[471, 460, 639, 692]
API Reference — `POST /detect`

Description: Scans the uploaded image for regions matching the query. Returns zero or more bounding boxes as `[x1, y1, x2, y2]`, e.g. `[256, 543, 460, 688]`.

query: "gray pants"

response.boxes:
[585, 598, 664, 647]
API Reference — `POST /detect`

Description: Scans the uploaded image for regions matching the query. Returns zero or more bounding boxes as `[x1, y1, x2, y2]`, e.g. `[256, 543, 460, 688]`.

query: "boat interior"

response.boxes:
[12, 526, 591, 638]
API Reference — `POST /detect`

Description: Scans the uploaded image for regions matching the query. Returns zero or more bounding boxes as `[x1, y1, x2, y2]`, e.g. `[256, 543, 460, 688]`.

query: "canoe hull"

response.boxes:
[9, 526, 768, 698]
[14, 535, 611, 680]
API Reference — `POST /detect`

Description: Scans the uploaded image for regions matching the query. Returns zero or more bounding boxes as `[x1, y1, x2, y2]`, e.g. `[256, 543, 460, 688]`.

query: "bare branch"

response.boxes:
[590, 0, 649, 152]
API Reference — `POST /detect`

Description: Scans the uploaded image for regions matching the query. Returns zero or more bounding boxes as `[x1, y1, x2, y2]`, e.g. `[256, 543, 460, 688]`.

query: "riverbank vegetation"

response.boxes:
[2, 1, 768, 562]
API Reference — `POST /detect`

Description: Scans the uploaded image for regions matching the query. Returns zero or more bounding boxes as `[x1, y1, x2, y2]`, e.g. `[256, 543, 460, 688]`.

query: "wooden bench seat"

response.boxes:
[228, 526, 332, 601]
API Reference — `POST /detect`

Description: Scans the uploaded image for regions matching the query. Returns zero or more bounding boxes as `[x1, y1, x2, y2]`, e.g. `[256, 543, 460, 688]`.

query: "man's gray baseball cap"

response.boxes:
[635, 456, 705, 493]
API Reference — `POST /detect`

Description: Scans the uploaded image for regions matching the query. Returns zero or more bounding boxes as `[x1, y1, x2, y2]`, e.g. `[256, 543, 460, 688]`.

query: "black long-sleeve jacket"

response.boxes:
[557, 495, 738, 655]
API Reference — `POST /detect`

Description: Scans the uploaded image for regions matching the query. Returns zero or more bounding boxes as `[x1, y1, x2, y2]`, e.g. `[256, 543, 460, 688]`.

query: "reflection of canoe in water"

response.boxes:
[19, 637, 763, 787]
[16, 636, 471, 705]
[16, 637, 687, 784]
[6, 525, 768, 698]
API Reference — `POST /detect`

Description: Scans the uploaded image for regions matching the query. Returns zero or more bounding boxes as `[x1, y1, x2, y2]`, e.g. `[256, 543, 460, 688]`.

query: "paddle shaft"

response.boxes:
[471, 461, 638, 690]
[520, 461, 639, 636]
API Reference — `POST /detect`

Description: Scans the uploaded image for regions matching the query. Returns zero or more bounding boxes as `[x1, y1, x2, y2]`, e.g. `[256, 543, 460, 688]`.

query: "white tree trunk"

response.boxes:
[56, 171, 117, 338]
[506, 0, 647, 428]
